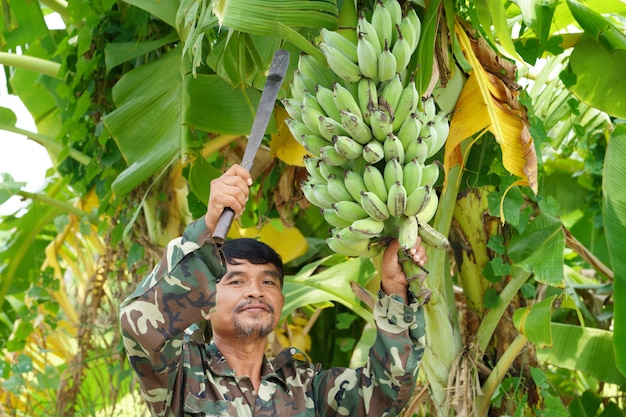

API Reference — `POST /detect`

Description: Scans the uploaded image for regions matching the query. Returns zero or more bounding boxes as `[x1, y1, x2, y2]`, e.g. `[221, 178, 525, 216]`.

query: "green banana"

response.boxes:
[333, 82, 363, 119]
[320, 42, 362, 83]
[298, 53, 338, 89]
[377, 40, 397, 83]
[418, 95, 437, 123]
[392, 77, 419, 131]
[398, 214, 418, 251]
[396, 112, 421, 149]
[418, 217, 450, 249]
[326, 235, 376, 257]
[383, 157, 403, 191]
[344, 169, 368, 202]
[301, 103, 325, 137]
[357, 13, 382, 57]
[326, 173, 354, 202]
[402, 157, 423, 194]
[419, 123, 440, 158]
[391, 34, 412, 74]
[291, 69, 312, 100]
[403, 185, 429, 217]
[286, 118, 314, 139]
[302, 134, 330, 156]
[356, 77, 378, 124]
[370, 109, 394, 141]
[383, 133, 405, 164]
[426, 115, 449, 158]
[339, 110, 372, 144]
[357, 31, 379, 79]
[320, 27, 359, 63]
[333, 200, 370, 222]
[404, 137, 429, 164]
[304, 156, 326, 183]
[419, 162, 440, 188]
[371, 1, 393, 50]
[379, 73, 403, 116]
[349, 217, 385, 238]
[282, 98, 303, 121]
[383, 0, 402, 34]
[333, 134, 363, 160]
[401, 8, 421, 51]
[416, 187, 438, 223]
[318, 114, 349, 141]
[318, 159, 344, 179]
[301, 181, 325, 208]
[315, 84, 342, 122]
[386, 180, 407, 217]
[363, 164, 388, 201]
[302, 182, 334, 209]
[362, 140, 385, 164]
[334, 226, 364, 243]
[360, 190, 391, 221]
[320, 144, 350, 166]
[321, 207, 353, 229]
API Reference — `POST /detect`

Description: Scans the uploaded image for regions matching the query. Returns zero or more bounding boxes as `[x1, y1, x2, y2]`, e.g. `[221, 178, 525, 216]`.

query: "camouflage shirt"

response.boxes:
[120, 218, 425, 417]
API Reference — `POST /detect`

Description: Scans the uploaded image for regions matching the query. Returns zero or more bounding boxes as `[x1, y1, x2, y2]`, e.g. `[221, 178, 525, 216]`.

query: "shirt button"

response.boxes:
[404, 313, 413, 323]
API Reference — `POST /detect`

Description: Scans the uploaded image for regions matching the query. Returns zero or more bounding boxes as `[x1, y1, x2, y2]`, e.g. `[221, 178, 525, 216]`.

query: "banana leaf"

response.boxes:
[561, 0, 626, 119]
[536, 323, 626, 387]
[603, 123, 626, 377]
[103, 45, 273, 197]
[281, 255, 377, 324]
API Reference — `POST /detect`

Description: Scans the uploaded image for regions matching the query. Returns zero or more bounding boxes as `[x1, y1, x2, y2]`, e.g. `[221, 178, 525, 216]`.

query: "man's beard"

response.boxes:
[233, 300, 276, 339]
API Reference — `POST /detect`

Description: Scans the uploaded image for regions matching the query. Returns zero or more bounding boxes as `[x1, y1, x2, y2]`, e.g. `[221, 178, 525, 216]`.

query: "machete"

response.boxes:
[212, 49, 290, 245]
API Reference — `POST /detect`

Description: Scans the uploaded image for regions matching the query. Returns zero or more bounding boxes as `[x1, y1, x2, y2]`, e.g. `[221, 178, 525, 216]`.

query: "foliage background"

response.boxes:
[1, 0, 625, 416]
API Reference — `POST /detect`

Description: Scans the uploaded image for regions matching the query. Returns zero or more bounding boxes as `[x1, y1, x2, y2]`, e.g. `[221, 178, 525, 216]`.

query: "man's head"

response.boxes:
[221, 238, 284, 287]
[210, 238, 284, 341]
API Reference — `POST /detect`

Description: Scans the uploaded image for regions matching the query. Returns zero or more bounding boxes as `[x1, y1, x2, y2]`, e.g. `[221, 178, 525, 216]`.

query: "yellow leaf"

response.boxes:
[270, 106, 311, 167]
[228, 220, 309, 264]
[444, 22, 538, 195]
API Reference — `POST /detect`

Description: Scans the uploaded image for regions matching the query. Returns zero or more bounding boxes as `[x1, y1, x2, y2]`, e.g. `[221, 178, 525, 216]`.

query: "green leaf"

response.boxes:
[568, 390, 602, 417]
[566, 34, 626, 119]
[567, 0, 626, 52]
[415, 0, 441, 95]
[513, 295, 556, 348]
[537, 323, 626, 386]
[182, 73, 271, 134]
[474, 0, 520, 60]
[508, 212, 564, 285]
[103, 48, 182, 197]
[104, 32, 180, 73]
[122, 0, 180, 28]
[281, 255, 377, 324]
[603, 123, 626, 377]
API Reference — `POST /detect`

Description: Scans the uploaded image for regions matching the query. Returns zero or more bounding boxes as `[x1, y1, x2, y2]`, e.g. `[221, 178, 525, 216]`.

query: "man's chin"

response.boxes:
[234, 318, 274, 338]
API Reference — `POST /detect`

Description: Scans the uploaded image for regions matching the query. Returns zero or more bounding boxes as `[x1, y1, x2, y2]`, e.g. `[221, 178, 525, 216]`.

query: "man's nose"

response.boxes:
[245, 280, 264, 297]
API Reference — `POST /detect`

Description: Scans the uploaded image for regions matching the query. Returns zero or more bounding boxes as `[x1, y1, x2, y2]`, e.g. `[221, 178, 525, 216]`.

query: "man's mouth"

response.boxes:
[237, 301, 273, 314]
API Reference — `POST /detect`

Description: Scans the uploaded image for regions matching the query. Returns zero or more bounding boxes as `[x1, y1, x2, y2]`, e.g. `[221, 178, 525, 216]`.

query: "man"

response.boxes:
[120, 164, 428, 417]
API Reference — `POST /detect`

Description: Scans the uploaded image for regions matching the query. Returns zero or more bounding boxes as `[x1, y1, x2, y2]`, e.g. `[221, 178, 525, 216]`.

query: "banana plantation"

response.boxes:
[1, 0, 625, 415]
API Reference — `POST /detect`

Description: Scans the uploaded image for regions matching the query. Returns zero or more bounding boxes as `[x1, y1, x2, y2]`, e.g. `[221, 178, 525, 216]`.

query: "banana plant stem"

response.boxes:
[475, 333, 529, 417]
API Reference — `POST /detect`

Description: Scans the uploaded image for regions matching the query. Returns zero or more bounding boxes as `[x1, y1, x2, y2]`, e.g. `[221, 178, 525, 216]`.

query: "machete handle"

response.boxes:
[212, 207, 235, 246]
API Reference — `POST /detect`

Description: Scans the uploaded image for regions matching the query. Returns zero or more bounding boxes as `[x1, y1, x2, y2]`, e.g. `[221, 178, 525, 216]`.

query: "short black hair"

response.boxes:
[221, 238, 284, 286]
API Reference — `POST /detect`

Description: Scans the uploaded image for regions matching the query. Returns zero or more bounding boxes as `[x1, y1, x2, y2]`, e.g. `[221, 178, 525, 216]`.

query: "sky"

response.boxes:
[0, 14, 61, 216]
[0, 70, 53, 216]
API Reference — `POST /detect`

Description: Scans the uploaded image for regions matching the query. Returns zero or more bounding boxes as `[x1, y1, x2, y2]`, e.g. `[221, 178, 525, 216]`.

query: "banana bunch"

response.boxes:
[285, 0, 450, 258]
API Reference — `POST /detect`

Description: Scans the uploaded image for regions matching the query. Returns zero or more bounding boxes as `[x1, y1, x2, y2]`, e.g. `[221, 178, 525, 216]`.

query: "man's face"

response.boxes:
[210, 259, 284, 340]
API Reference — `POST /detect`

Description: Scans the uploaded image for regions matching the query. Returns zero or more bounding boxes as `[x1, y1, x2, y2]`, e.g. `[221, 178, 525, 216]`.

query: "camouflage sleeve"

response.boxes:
[313, 290, 425, 417]
[119, 218, 225, 417]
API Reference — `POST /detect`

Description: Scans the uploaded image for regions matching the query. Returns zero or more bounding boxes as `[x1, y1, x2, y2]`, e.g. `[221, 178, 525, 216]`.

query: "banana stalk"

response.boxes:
[411, 164, 463, 414]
